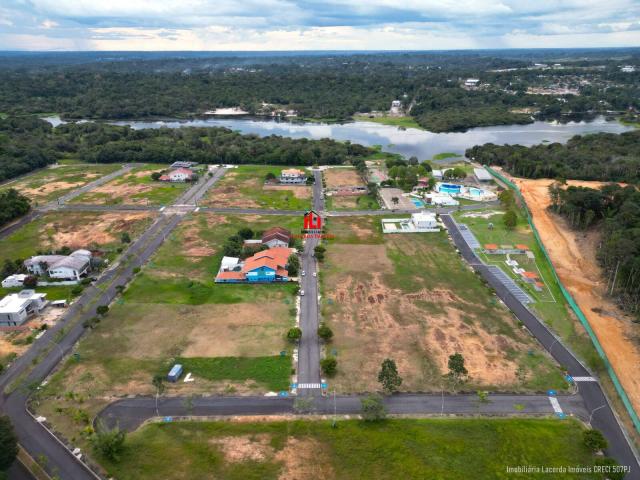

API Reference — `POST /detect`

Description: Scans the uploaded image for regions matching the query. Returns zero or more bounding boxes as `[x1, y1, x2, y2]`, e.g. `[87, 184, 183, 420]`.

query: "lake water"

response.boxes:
[45, 116, 633, 160]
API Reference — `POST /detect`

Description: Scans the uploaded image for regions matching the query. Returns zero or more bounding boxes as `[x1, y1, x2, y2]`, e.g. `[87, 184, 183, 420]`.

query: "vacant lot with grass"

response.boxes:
[321, 216, 566, 393]
[0, 211, 154, 264]
[36, 214, 302, 442]
[323, 167, 365, 188]
[325, 193, 379, 211]
[71, 164, 189, 205]
[0, 164, 121, 203]
[203, 166, 312, 210]
[98, 418, 599, 480]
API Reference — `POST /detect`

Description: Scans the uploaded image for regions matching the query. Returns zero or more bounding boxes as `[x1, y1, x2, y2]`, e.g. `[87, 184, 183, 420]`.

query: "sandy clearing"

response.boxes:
[45, 212, 151, 248]
[505, 172, 640, 413]
[275, 437, 334, 480]
[211, 434, 274, 463]
[329, 196, 361, 209]
[324, 168, 364, 188]
[22, 176, 100, 199]
[263, 185, 312, 199]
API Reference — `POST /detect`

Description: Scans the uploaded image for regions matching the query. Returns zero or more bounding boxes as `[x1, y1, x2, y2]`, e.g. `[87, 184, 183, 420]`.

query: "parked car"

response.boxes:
[301, 270, 306, 276]
[300, 290, 305, 296]
[312, 272, 317, 277]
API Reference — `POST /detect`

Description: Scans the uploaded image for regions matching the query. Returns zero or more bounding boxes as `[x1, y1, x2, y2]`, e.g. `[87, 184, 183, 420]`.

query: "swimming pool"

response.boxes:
[438, 183, 462, 195]
[468, 187, 484, 197]
[411, 198, 425, 207]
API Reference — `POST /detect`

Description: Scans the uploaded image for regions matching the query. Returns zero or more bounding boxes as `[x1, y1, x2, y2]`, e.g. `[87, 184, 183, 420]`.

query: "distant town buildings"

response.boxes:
[621, 65, 636, 73]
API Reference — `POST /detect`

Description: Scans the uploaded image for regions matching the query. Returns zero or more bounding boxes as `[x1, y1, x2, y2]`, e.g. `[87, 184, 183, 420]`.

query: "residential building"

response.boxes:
[24, 250, 91, 280]
[262, 227, 291, 248]
[0, 290, 47, 327]
[279, 168, 307, 184]
[464, 78, 480, 88]
[621, 65, 636, 73]
[390, 100, 402, 115]
[431, 169, 443, 180]
[411, 212, 438, 229]
[170, 161, 198, 169]
[215, 247, 293, 283]
[381, 211, 440, 233]
[159, 168, 194, 182]
[1, 274, 27, 288]
[474, 168, 493, 182]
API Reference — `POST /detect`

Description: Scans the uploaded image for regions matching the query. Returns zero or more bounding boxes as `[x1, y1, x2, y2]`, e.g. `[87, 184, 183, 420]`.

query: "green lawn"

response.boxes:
[0, 164, 121, 203]
[353, 114, 423, 130]
[71, 164, 189, 206]
[98, 418, 601, 480]
[204, 165, 312, 210]
[325, 194, 380, 211]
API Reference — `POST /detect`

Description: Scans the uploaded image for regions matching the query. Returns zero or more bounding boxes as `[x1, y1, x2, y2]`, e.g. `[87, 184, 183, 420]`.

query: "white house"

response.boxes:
[159, 168, 194, 182]
[431, 169, 444, 180]
[0, 290, 47, 327]
[382, 211, 440, 233]
[464, 78, 480, 87]
[1, 274, 27, 289]
[390, 100, 402, 115]
[24, 250, 91, 280]
[621, 65, 636, 73]
[411, 212, 438, 229]
[279, 169, 307, 184]
[219, 256, 241, 272]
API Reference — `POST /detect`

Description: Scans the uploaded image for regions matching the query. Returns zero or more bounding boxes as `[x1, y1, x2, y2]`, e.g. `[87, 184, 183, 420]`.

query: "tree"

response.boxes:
[96, 305, 109, 316]
[314, 245, 326, 262]
[594, 458, 625, 480]
[317, 323, 333, 341]
[152, 374, 165, 395]
[0, 416, 18, 471]
[583, 428, 608, 452]
[265, 172, 277, 181]
[361, 393, 387, 421]
[92, 420, 126, 462]
[498, 189, 515, 208]
[320, 356, 337, 376]
[23, 275, 38, 288]
[391, 196, 399, 206]
[151, 171, 162, 181]
[378, 358, 402, 394]
[503, 210, 517, 230]
[448, 353, 468, 378]
[120, 232, 131, 244]
[287, 327, 302, 342]
[287, 254, 300, 276]
[237, 227, 254, 240]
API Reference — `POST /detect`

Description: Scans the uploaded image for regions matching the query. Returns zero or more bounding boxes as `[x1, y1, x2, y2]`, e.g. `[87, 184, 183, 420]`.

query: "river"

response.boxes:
[44, 116, 633, 160]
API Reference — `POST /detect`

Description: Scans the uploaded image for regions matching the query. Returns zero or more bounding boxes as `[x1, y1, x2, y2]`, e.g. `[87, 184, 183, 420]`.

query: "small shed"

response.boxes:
[167, 364, 183, 382]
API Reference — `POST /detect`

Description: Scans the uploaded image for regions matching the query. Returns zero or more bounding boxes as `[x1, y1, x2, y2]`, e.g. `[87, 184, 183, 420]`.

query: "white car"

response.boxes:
[312, 272, 317, 277]
[300, 290, 305, 296]
[301, 271, 306, 276]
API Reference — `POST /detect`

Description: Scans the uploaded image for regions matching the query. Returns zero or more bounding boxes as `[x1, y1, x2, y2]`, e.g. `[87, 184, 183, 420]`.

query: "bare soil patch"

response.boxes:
[275, 437, 334, 480]
[508, 173, 640, 413]
[324, 168, 364, 188]
[205, 173, 261, 208]
[23, 177, 99, 199]
[263, 185, 312, 199]
[87, 182, 155, 202]
[329, 196, 360, 209]
[44, 212, 152, 249]
[211, 434, 274, 463]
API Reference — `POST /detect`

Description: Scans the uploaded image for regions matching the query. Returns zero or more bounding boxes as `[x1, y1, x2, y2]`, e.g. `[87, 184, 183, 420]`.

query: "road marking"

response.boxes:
[183, 373, 194, 383]
[549, 397, 563, 414]
[194, 207, 200, 212]
[297, 383, 322, 389]
[159, 206, 165, 212]
[571, 376, 597, 382]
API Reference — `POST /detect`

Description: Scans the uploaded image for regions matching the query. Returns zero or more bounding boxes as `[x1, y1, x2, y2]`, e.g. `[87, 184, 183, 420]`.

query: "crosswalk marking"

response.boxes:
[297, 383, 322, 389]
[549, 397, 563, 414]
[572, 376, 597, 382]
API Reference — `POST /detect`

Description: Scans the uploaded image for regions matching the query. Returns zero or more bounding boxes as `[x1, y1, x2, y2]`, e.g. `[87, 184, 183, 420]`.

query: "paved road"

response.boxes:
[442, 214, 640, 478]
[98, 392, 588, 432]
[0, 170, 227, 480]
[296, 169, 324, 394]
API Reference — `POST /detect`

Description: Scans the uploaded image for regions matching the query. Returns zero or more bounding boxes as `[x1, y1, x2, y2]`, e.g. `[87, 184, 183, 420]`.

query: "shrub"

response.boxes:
[503, 209, 517, 229]
[23, 275, 38, 288]
[378, 358, 402, 394]
[583, 428, 608, 452]
[361, 393, 387, 421]
[96, 305, 109, 316]
[317, 323, 333, 341]
[120, 232, 131, 244]
[287, 327, 302, 342]
[71, 286, 83, 295]
[320, 356, 337, 376]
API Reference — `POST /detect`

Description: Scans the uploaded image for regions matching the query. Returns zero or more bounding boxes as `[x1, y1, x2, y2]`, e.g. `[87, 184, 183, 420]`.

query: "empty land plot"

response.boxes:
[97, 419, 599, 480]
[323, 167, 364, 188]
[321, 216, 566, 394]
[0, 211, 154, 264]
[71, 164, 189, 205]
[36, 214, 302, 442]
[0, 164, 121, 203]
[326, 193, 379, 211]
[202, 165, 312, 210]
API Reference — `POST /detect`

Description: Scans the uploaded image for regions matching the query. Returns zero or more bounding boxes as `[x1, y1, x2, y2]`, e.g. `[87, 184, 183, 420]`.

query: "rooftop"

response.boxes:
[0, 290, 46, 314]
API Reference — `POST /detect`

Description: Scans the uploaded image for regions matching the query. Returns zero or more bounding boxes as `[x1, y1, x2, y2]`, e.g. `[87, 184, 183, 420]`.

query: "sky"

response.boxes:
[0, 0, 639, 51]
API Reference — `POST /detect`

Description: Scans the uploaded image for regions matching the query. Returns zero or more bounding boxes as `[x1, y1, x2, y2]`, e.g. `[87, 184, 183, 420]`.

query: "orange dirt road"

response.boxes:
[504, 171, 640, 414]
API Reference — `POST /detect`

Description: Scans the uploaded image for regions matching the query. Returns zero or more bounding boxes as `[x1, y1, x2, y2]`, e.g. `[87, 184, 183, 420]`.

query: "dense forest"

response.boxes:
[550, 183, 640, 315]
[466, 130, 640, 182]
[0, 117, 374, 182]
[0, 189, 30, 228]
[0, 50, 638, 132]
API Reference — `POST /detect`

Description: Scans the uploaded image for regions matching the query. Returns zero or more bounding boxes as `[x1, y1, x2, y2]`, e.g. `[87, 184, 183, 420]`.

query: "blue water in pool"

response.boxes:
[411, 198, 425, 207]
[439, 184, 462, 194]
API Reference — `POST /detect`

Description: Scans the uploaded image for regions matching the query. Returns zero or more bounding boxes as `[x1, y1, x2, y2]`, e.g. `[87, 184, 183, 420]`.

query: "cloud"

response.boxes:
[0, 0, 638, 50]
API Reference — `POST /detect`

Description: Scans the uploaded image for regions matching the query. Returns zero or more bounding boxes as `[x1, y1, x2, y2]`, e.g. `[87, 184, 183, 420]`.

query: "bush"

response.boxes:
[96, 305, 109, 316]
[0, 415, 18, 471]
[23, 275, 38, 288]
[503, 210, 517, 229]
[317, 323, 333, 341]
[80, 277, 92, 285]
[361, 393, 387, 421]
[583, 428, 608, 452]
[71, 285, 83, 295]
[120, 232, 131, 244]
[92, 420, 126, 462]
[287, 327, 302, 342]
[594, 457, 625, 480]
[320, 356, 337, 376]
[378, 358, 402, 394]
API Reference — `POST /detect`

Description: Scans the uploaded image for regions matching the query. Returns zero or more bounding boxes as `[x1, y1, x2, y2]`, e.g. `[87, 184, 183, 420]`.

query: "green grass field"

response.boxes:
[0, 164, 121, 203]
[204, 165, 312, 210]
[353, 114, 423, 130]
[324, 194, 380, 211]
[71, 164, 189, 206]
[98, 418, 600, 480]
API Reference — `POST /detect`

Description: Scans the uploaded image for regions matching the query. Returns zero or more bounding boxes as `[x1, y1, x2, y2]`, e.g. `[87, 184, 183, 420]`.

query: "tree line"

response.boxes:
[0, 189, 30, 228]
[466, 130, 640, 183]
[550, 183, 640, 316]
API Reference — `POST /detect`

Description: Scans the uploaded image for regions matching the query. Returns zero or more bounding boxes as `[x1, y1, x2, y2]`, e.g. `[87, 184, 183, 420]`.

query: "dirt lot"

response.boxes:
[509, 174, 640, 413]
[44, 212, 153, 249]
[322, 220, 561, 393]
[263, 184, 312, 199]
[323, 168, 364, 188]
